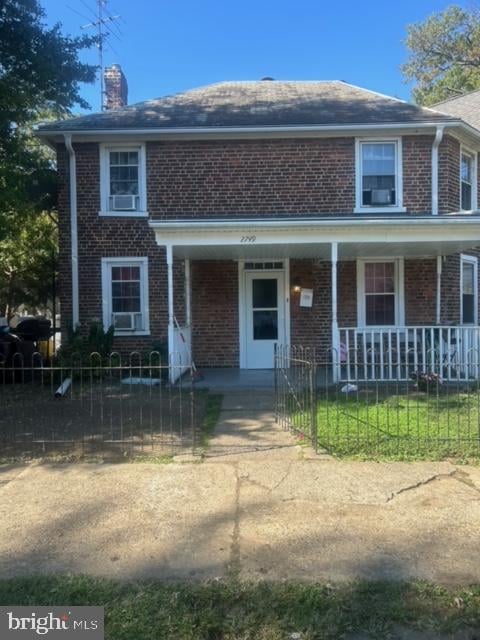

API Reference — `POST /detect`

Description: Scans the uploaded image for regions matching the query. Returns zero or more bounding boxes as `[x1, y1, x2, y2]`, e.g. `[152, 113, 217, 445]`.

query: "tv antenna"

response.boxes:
[78, 0, 122, 110]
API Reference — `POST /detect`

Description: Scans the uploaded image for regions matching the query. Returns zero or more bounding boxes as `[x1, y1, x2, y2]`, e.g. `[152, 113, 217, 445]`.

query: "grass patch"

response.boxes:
[0, 576, 479, 639]
[314, 384, 480, 461]
[200, 393, 223, 450]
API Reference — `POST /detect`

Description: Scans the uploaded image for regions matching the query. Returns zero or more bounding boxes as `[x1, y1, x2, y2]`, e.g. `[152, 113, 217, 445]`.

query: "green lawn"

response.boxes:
[1, 576, 480, 639]
[313, 385, 480, 460]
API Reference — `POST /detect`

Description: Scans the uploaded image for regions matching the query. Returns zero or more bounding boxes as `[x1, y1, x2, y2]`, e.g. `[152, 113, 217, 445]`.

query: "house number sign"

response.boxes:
[240, 236, 256, 243]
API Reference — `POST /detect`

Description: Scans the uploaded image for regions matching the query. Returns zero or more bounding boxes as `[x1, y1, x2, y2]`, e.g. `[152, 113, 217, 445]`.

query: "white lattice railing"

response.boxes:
[338, 326, 480, 382]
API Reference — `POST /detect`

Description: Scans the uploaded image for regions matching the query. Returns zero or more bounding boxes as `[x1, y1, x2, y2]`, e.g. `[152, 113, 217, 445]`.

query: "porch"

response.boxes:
[149, 215, 480, 384]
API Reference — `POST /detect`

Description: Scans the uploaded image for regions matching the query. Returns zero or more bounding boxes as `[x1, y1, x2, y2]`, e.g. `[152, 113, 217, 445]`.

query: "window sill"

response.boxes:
[113, 330, 151, 337]
[354, 206, 406, 214]
[99, 210, 149, 218]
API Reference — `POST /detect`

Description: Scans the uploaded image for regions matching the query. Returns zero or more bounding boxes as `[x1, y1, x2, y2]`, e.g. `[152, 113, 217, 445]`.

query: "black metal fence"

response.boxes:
[0, 352, 201, 460]
[274, 344, 480, 459]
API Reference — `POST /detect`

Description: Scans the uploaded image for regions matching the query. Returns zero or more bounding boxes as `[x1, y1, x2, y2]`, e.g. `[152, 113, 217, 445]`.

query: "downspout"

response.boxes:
[64, 134, 79, 329]
[431, 125, 445, 216]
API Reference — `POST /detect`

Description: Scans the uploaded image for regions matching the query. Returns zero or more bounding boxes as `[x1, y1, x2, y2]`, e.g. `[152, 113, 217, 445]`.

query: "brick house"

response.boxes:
[37, 66, 480, 381]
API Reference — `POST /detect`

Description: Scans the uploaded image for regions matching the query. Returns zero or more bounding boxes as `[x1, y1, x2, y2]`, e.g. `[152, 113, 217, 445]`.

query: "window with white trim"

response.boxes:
[357, 258, 404, 327]
[100, 144, 147, 215]
[356, 139, 403, 211]
[461, 255, 478, 325]
[101, 258, 149, 335]
[461, 150, 476, 211]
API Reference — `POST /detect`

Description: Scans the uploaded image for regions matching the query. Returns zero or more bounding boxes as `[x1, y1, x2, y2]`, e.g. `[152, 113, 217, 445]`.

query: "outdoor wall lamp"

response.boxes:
[293, 278, 301, 293]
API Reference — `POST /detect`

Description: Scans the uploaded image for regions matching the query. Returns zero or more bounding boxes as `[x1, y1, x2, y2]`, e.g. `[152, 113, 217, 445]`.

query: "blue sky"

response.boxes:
[42, 0, 458, 113]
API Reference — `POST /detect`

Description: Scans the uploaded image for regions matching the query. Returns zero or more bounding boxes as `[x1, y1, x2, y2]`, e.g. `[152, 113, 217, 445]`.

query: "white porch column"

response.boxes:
[331, 242, 340, 382]
[185, 258, 191, 327]
[436, 255, 442, 325]
[166, 245, 175, 374]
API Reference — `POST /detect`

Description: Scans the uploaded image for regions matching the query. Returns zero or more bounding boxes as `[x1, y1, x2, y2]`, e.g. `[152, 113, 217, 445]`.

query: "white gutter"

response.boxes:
[35, 119, 480, 140]
[431, 125, 445, 215]
[64, 134, 80, 329]
[149, 215, 480, 231]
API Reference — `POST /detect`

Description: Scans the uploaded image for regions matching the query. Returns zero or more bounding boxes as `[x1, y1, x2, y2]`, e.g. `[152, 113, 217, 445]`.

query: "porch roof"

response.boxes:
[149, 215, 480, 260]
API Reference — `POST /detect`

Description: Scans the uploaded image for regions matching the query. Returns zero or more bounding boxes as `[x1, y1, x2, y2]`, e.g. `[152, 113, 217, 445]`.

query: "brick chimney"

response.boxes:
[104, 64, 128, 110]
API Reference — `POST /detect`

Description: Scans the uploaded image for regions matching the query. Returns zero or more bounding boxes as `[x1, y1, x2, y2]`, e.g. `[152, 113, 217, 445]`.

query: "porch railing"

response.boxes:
[338, 326, 480, 381]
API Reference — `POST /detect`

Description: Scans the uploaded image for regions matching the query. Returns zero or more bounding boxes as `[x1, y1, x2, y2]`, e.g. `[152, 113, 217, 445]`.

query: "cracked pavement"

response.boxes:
[0, 391, 480, 583]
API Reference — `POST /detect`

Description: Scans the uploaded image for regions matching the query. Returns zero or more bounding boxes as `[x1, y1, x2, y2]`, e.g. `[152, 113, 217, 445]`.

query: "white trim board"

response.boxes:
[356, 257, 405, 328]
[460, 253, 478, 325]
[99, 143, 148, 217]
[238, 259, 290, 369]
[354, 137, 406, 214]
[101, 256, 150, 336]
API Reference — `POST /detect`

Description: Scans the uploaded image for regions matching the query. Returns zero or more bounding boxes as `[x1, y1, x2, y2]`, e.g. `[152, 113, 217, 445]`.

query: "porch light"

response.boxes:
[293, 278, 301, 293]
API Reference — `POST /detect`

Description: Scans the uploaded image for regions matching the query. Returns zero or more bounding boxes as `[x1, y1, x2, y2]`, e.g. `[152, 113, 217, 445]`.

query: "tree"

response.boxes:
[0, 0, 97, 236]
[0, 210, 57, 319]
[0, 0, 97, 317]
[402, 6, 480, 106]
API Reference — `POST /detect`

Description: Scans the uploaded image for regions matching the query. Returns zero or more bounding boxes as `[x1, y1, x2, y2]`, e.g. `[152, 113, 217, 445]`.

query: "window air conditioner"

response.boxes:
[112, 194, 137, 210]
[370, 189, 392, 205]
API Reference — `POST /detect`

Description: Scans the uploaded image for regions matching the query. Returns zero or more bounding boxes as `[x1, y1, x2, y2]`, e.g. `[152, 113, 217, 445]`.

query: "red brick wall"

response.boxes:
[439, 135, 460, 214]
[57, 142, 186, 355]
[147, 138, 356, 218]
[404, 258, 437, 324]
[190, 260, 239, 367]
[403, 135, 433, 214]
[56, 135, 475, 361]
[290, 260, 331, 355]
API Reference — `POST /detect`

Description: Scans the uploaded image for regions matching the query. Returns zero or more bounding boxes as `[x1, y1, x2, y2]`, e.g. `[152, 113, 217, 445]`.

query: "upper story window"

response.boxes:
[460, 149, 477, 211]
[99, 144, 147, 217]
[355, 139, 405, 213]
[101, 257, 150, 335]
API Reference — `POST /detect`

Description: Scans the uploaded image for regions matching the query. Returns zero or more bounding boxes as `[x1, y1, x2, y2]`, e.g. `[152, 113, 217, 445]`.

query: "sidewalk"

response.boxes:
[0, 392, 479, 583]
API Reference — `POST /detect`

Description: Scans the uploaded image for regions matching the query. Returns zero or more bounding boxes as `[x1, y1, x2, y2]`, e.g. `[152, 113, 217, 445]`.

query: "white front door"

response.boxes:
[244, 271, 286, 368]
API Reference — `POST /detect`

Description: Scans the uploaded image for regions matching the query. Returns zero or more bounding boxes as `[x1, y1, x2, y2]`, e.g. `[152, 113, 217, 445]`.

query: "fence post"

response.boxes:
[310, 356, 318, 452]
[274, 343, 278, 424]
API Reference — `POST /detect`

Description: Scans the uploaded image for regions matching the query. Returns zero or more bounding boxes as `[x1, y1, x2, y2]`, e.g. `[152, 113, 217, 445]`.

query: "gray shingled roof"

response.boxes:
[38, 80, 457, 133]
[433, 90, 480, 131]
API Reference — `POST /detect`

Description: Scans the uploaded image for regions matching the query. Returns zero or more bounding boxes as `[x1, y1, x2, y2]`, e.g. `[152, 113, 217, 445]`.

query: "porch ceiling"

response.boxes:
[171, 239, 478, 260]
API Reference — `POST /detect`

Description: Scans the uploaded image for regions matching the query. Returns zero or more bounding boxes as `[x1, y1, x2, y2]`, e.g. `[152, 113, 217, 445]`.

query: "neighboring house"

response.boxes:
[37, 66, 480, 381]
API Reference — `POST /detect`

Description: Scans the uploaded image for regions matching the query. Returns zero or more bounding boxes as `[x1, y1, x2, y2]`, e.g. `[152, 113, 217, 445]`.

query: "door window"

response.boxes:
[252, 278, 278, 340]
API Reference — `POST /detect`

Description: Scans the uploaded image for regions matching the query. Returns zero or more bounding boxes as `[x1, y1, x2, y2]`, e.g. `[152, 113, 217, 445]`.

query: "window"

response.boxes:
[461, 255, 478, 325]
[101, 258, 149, 335]
[461, 150, 476, 211]
[355, 139, 404, 212]
[100, 144, 147, 216]
[357, 259, 404, 327]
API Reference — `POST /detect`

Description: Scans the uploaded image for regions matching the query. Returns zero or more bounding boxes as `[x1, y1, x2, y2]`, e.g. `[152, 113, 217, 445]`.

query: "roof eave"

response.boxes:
[35, 119, 476, 143]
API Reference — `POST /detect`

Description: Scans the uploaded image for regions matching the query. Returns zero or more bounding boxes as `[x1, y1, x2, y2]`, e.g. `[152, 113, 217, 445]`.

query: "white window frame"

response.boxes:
[99, 143, 148, 217]
[101, 257, 150, 336]
[357, 257, 405, 328]
[354, 137, 406, 214]
[460, 146, 478, 212]
[460, 254, 478, 325]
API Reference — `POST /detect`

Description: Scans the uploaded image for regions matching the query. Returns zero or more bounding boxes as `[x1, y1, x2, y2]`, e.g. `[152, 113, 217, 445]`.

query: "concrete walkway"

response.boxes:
[0, 392, 480, 583]
[205, 390, 301, 460]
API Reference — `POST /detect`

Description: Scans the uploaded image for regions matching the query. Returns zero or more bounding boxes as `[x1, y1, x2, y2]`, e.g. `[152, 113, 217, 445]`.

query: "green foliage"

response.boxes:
[0, 209, 57, 317]
[58, 322, 115, 365]
[402, 6, 480, 105]
[0, 0, 97, 312]
[0, 575, 479, 639]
